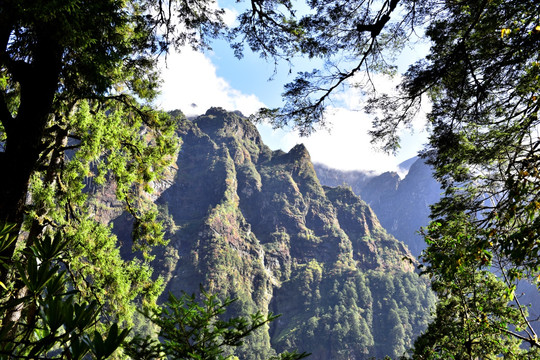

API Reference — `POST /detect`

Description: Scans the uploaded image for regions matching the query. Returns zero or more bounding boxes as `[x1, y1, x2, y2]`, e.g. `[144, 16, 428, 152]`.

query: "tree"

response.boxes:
[365, 0, 540, 356]
[0, 223, 130, 359]
[125, 290, 309, 360]
[0, 0, 226, 338]
[232, 0, 431, 134]
[0, 0, 225, 270]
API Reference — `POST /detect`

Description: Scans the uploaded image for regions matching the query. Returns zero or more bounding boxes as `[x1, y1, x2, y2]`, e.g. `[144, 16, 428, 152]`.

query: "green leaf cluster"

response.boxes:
[125, 290, 309, 360]
[21, 101, 179, 324]
[272, 263, 435, 359]
[0, 223, 129, 359]
[372, 0, 540, 356]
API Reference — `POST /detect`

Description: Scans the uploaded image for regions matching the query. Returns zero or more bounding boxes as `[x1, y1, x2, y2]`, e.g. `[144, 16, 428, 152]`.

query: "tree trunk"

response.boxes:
[0, 29, 62, 285]
[0, 31, 62, 342]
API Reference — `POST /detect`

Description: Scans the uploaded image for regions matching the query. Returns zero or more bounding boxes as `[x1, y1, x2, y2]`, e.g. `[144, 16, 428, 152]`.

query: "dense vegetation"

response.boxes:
[2, 0, 540, 358]
[315, 159, 442, 257]
[408, 2, 540, 356]
[141, 108, 435, 359]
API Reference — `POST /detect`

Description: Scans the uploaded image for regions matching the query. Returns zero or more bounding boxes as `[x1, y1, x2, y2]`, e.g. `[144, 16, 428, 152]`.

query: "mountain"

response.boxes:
[310, 164, 377, 194]
[314, 158, 442, 257]
[115, 108, 435, 359]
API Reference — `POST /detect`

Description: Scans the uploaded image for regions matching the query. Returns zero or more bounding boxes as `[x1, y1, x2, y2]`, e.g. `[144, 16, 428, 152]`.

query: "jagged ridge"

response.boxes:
[131, 108, 435, 359]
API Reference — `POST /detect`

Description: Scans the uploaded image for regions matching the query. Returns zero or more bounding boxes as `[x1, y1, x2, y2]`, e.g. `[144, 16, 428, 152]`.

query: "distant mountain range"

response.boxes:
[314, 157, 442, 257]
[315, 143, 540, 337]
[109, 108, 435, 359]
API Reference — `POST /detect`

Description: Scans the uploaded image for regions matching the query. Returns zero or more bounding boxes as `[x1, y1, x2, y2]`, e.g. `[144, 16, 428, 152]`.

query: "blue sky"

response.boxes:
[156, 4, 431, 174]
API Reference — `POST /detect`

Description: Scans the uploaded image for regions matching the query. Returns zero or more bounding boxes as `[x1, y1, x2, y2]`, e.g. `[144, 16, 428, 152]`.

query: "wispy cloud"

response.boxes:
[156, 47, 264, 117]
[156, 43, 429, 173]
[258, 72, 430, 173]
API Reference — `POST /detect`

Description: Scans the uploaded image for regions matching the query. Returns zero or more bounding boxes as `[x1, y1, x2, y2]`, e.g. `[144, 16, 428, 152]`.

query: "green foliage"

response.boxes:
[0, 223, 129, 359]
[413, 269, 529, 359]
[231, 0, 430, 132]
[125, 290, 309, 360]
[362, 0, 540, 356]
[20, 100, 177, 324]
[368, 271, 435, 359]
[272, 263, 434, 359]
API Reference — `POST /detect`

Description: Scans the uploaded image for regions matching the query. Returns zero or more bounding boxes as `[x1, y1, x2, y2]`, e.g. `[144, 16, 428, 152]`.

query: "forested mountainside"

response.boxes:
[111, 108, 435, 359]
[315, 147, 540, 346]
[314, 159, 442, 257]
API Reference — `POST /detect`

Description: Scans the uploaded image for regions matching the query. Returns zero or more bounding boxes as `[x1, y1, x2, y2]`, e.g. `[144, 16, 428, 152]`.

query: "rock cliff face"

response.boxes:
[315, 158, 442, 257]
[120, 108, 435, 359]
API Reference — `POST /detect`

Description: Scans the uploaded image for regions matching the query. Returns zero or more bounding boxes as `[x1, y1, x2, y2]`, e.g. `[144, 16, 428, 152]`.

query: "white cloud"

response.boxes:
[258, 108, 407, 174]
[154, 2, 259, 116]
[221, 6, 238, 26]
[156, 48, 264, 117]
[258, 73, 430, 174]
[155, 42, 429, 174]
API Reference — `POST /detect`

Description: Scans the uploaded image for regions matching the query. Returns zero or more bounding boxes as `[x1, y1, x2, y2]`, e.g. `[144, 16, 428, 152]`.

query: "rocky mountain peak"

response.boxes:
[114, 108, 435, 359]
[315, 157, 442, 257]
[195, 107, 263, 148]
[287, 143, 310, 159]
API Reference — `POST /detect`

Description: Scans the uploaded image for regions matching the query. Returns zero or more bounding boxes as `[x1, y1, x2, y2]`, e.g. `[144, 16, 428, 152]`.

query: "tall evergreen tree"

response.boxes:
[0, 0, 225, 268]
[366, 0, 540, 356]
[0, 0, 226, 344]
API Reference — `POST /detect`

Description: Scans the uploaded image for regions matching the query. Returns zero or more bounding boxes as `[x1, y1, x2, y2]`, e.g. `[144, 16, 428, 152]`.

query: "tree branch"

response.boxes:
[0, 22, 14, 132]
[356, 0, 400, 38]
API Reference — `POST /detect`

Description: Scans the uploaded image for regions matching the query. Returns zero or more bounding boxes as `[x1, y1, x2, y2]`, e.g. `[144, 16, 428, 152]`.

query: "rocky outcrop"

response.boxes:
[116, 108, 434, 359]
[315, 158, 442, 257]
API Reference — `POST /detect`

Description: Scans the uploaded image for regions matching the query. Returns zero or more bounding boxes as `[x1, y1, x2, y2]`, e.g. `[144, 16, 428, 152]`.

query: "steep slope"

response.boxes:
[130, 108, 434, 359]
[315, 158, 442, 257]
[359, 159, 442, 257]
